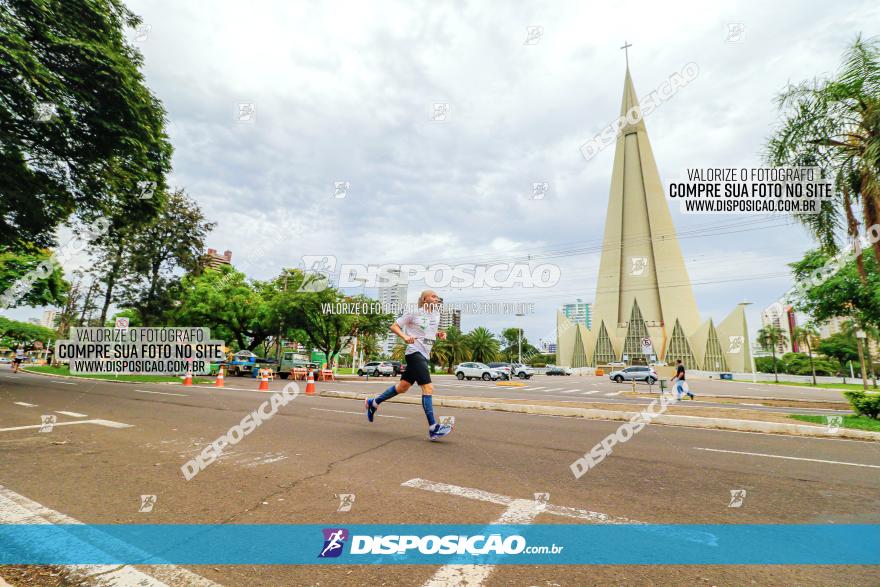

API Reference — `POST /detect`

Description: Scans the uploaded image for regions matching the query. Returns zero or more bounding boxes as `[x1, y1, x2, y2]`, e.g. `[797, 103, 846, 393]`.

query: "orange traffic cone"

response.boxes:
[214, 367, 225, 388]
[182, 366, 193, 386]
[258, 369, 270, 392]
[305, 371, 316, 396]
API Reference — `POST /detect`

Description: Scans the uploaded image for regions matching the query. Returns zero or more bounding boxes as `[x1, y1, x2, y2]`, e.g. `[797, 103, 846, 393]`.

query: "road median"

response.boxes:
[318, 390, 880, 441]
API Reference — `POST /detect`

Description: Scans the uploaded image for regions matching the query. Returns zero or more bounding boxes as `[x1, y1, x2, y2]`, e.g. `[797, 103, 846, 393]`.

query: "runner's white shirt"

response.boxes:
[395, 307, 440, 359]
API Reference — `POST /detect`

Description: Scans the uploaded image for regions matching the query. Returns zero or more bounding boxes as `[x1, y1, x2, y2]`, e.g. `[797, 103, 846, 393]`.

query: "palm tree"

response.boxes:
[757, 325, 788, 383]
[390, 341, 406, 362]
[793, 324, 820, 386]
[465, 327, 500, 364]
[766, 35, 880, 278]
[432, 326, 469, 373]
[359, 334, 380, 362]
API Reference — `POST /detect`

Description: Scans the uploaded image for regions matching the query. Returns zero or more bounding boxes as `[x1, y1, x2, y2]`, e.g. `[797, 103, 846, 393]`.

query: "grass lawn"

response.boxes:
[739, 380, 879, 392]
[24, 364, 214, 384]
[789, 414, 880, 432]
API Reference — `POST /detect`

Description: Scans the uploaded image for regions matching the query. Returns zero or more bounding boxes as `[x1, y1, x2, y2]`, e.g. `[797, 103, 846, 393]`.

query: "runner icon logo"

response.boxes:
[319, 528, 349, 558]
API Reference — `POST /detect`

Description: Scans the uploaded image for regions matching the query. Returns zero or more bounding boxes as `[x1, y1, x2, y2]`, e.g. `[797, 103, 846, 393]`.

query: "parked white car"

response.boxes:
[358, 361, 394, 376]
[510, 363, 534, 379]
[455, 362, 505, 381]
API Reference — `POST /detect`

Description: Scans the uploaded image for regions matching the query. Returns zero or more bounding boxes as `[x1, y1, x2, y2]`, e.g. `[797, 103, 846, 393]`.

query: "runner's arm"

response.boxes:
[390, 322, 416, 344]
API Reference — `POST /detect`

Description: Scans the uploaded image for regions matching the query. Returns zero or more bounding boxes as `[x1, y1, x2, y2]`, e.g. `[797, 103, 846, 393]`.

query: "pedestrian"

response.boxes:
[12, 346, 26, 373]
[365, 290, 452, 440]
[671, 359, 694, 400]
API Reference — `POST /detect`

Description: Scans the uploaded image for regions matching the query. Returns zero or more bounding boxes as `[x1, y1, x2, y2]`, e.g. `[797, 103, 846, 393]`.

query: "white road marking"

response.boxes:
[134, 389, 187, 396]
[560, 389, 577, 394]
[13, 402, 37, 407]
[55, 411, 87, 418]
[604, 391, 624, 396]
[528, 386, 545, 390]
[694, 447, 880, 469]
[311, 407, 407, 419]
[0, 419, 132, 432]
[0, 484, 219, 586]
[1, 375, 22, 379]
[405, 478, 640, 587]
[582, 390, 602, 395]
[50, 380, 76, 385]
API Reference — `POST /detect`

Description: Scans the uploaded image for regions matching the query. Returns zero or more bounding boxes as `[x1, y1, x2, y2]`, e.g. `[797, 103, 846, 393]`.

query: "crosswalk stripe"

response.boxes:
[560, 389, 576, 393]
[581, 390, 602, 395]
[604, 391, 623, 396]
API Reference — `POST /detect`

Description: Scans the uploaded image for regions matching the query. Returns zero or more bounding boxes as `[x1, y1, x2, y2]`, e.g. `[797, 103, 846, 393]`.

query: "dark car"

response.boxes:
[388, 360, 403, 375]
[545, 365, 572, 376]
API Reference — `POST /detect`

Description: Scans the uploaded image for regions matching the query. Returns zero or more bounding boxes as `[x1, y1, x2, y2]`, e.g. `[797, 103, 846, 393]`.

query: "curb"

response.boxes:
[624, 392, 848, 405]
[320, 390, 880, 441]
[20, 368, 213, 387]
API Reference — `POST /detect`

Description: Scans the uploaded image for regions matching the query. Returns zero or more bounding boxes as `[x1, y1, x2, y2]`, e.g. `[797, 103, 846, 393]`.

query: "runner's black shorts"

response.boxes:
[401, 352, 431, 386]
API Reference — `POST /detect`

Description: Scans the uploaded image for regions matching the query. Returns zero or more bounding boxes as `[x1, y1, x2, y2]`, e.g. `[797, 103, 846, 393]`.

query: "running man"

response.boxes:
[365, 290, 453, 440]
[671, 359, 694, 400]
[12, 346, 26, 373]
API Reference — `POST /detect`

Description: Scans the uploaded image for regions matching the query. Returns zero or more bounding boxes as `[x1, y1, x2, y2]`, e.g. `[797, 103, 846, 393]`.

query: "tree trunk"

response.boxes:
[771, 346, 778, 383]
[99, 243, 125, 325]
[807, 341, 816, 386]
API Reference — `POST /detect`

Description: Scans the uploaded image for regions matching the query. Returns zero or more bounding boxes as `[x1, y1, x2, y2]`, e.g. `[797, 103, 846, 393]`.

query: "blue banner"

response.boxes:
[0, 524, 877, 565]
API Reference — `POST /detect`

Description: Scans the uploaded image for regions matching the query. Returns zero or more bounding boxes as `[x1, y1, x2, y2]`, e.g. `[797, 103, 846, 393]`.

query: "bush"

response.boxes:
[843, 391, 880, 419]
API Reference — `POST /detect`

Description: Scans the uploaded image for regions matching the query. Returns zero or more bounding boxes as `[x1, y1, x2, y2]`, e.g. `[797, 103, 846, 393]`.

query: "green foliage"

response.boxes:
[817, 332, 860, 366]
[766, 35, 880, 259]
[843, 390, 880, 419]
[0, 315, 55, 349]
[119, 189, 214, 325]
[0, 0, 172, 250]
[0, 247, 68, 308]
[465, 326, 499, 364]
[755, 352, 842, 376]
[790, 250, 880, 328]
[171, 265, 276, 351]
[432, 326, 469, 372]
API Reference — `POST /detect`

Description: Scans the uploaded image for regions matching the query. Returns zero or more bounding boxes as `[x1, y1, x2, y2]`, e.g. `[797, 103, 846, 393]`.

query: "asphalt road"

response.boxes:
[1, 370, 878, 586]
[325, 374, 852, 416]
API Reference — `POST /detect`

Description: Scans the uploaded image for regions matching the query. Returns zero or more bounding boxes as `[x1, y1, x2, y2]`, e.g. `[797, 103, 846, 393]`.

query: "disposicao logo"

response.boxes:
[318, 528, 349, 558]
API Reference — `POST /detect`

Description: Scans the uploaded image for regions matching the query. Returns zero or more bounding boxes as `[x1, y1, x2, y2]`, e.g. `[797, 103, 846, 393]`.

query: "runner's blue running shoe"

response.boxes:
[428, 422, 453, 441]
[365, 398, 377, 422]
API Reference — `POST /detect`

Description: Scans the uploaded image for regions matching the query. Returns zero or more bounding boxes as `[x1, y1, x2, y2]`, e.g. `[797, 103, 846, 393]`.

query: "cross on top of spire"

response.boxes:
[620, 40, 632, 68]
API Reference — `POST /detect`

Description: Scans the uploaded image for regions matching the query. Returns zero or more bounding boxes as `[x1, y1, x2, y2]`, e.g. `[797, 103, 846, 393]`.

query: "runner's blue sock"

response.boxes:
[374, 385, 398, 405]
[422, 394, 436, 427]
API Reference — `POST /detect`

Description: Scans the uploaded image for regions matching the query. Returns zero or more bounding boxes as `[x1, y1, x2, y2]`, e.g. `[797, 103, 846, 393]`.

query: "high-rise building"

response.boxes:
[379, 269, 408, 354]
[205, 248, 233, 269]
[40, 309, 58, 329]
[761, 303, 798, 354]
[556, 65, 752, 372]
[439, 306, 462, 330]
[562, 299, 591, 329]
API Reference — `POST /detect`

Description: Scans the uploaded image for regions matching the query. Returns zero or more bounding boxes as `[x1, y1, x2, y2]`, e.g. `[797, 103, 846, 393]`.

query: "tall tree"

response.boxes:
[757, 325, 788, 383]
[792, 324, 820, 386]
[120, 189, 214, 324]
[0, 0, 172, 250]
[432, 326, 469, 373]
[766, 35, 880, 275]
[0, 246, 68, 309]
[172, 266, 276, 351]
[465, 326, 499, 364]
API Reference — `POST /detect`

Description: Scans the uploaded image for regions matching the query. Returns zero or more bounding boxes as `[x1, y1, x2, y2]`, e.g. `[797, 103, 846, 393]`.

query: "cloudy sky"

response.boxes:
[14, 0, 879, 346]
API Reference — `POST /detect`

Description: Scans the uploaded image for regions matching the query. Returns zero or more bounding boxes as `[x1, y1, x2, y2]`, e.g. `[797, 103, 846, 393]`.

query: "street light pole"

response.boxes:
[740, 301, 757, 383]
[515, 312, 525, 364]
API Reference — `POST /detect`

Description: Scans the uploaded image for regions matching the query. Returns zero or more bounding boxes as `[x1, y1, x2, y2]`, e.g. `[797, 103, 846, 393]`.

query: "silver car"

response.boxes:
[608, 366, 659, 384]
[455, 362, 505, 381]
